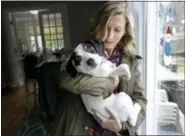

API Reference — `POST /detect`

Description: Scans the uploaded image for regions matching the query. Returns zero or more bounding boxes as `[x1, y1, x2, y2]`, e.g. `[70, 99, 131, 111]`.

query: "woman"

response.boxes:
[49, 1, 147, 136]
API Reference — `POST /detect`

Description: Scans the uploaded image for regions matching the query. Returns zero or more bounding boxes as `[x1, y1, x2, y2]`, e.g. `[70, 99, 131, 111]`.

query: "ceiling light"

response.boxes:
[29, 10, 38, 15]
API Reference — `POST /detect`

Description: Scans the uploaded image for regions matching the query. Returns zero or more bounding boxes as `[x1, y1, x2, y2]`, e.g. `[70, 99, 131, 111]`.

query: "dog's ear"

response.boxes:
[66, 54, 78, 78]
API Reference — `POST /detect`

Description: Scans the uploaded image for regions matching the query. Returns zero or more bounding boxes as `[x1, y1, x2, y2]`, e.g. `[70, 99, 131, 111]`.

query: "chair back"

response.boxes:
[23, 54, 39, 79]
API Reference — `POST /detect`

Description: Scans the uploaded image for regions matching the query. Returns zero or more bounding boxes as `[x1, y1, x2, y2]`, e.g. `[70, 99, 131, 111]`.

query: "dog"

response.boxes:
[66, 42, 138, 127]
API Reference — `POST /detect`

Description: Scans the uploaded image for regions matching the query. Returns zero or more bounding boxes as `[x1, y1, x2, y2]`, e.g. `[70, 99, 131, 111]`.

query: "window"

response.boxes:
[40, 12, 64, 51]
[145, 2, 184, 135]
[156, 1, 184, 135]
[12, 11, 45, 53]
[11, 9, 65, 53]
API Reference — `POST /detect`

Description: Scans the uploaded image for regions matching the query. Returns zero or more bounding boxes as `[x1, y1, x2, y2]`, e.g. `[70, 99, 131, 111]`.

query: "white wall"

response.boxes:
[2, 10, 25, 87]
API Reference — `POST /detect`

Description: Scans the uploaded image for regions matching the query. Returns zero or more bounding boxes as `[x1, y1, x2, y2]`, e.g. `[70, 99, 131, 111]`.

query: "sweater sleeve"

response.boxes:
[59, 70, 117, 98]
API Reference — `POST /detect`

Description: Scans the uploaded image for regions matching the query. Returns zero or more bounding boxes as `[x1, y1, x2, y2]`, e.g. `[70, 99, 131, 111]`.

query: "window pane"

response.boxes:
[55, 13, 62, 26]
[57, 26, 63, 33]
[28, 25, 34, 36]
[27, 16, 33, 25]
[49, 14, 55, 27]
[12, 11, 47, 53]
[42, 14, 49, 27]
[37, 35, 43, 51]
[49, 19, 55, 27]
[28, 29, 34, 36]
[57, 34, 63, 39]
[29, 36, 35, 42]
[44, 28, 50, 34]
[43, 20, 49, 27]
[42, 14, 48, 20]
[36, 26, 40, 35]
[51, 34, 57, 40]
[28, 36, 36, 52]
[45, 40, 51, 49]
[51, 40, 57, 49]
[50, 27, 56, 34]
[44, 34, 50, 41]
[17, 30, 28, 40]
[58, 39, 64, 49]
[49, 14, 54, 19]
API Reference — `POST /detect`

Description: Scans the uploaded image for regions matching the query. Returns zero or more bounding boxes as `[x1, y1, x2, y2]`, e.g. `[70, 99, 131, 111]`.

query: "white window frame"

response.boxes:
[145, 1, 160, 135]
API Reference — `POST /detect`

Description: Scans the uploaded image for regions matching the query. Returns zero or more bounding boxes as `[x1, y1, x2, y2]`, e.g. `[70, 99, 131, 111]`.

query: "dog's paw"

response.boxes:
[128, 103, 141, 127]
[129, 112, 138, 127]
[119, 64, 131, 80]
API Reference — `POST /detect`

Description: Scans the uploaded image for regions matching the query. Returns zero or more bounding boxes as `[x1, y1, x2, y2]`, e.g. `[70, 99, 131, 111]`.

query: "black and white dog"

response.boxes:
[66, 42, 138, 127]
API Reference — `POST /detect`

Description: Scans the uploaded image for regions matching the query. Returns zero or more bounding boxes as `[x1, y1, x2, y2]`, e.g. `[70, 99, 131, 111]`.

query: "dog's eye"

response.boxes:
[87, 58, 94, 66]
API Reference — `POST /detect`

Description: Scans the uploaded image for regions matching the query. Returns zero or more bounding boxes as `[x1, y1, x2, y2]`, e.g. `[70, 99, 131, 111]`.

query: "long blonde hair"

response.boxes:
[89, 1, 136, 57]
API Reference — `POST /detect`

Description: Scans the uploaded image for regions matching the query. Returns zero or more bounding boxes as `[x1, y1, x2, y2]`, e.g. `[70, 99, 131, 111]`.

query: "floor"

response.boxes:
[1, 83, 37, 136]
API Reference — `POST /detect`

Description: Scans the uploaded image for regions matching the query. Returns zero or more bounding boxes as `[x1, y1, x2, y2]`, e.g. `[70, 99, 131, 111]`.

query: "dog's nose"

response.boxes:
[87, 58, 94, 66]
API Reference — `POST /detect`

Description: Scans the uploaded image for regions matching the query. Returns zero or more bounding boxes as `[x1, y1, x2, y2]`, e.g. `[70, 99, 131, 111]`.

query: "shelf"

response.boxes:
[157, 63, 184, 81]
[179, 109, 185, 135]
[171, 32, 185, 41]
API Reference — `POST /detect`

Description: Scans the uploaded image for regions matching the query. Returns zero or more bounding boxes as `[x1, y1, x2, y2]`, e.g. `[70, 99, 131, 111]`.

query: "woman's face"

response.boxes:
[103, 14, 126, 50]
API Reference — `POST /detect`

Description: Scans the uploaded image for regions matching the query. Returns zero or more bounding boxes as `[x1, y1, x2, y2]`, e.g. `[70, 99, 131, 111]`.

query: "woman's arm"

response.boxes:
[131, 60, 147, 128]
[120, 59, 147, 134]
[59, 69, 118, 98]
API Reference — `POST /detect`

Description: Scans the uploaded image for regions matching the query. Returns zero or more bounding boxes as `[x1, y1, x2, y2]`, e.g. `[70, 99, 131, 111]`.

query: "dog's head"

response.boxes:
[66, 43, 102, 77]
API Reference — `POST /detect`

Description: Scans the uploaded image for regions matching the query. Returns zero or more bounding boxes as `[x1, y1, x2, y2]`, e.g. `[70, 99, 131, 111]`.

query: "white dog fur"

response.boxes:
[67, 43, 141, 127]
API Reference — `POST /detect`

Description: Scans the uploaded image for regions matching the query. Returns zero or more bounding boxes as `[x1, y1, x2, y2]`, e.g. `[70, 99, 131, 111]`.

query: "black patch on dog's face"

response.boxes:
[71, 52, 82, 66]
[83, 44, 97, 54]
[66, 51, 81, 78]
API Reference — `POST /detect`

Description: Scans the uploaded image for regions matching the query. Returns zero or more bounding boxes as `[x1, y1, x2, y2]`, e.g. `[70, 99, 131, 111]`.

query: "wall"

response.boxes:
[2, 10, 25, 88]
[2, 10, 12, 89]
[67, 2, 105, 47]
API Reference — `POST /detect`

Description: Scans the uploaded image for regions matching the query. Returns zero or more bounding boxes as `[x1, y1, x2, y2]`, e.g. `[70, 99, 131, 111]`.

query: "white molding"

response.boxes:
[145, 1, 160, 135]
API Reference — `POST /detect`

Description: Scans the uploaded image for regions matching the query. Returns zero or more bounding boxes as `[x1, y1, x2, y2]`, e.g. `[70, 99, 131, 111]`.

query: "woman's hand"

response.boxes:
[92, 107, 122, 133]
